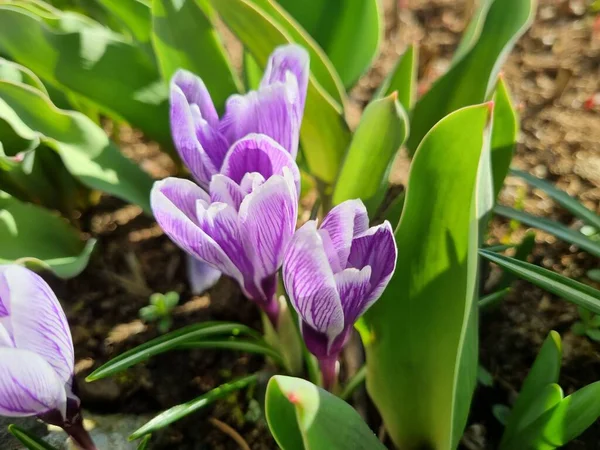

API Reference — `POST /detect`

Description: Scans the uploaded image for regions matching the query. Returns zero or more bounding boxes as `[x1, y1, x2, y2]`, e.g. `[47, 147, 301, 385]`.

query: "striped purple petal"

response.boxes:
[151, 178, 243, 284]
[186, 255, 222, 295]
[210, 174, 244, 210]
[347, 221, 397, 304]
[0, 265, 73, 384]
[0, 348, 67, 417]
[170, 71, 228, 188]
[220, 134, 300, 194]
[318, 200, 369, 272]
[239, 171, 298, 297]
[218, 80, 300, 159]
[283, 221, 344, 357]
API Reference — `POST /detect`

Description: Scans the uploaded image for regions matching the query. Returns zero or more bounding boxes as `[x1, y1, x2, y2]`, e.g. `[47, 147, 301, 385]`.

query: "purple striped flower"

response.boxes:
[0, 265, 95, 449]
[170, 44, 309, 189]
[283, 200, 397, 388]
[152, 134, 300, 326]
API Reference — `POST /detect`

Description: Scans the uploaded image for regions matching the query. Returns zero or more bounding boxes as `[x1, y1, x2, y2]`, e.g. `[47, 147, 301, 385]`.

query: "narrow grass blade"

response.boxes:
[8, 425, 58, 450]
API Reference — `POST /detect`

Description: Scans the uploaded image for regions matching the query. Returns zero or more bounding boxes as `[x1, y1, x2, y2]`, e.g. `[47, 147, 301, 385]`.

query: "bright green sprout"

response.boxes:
[139, 292, 180, 334]
[572, 306, 600, 342]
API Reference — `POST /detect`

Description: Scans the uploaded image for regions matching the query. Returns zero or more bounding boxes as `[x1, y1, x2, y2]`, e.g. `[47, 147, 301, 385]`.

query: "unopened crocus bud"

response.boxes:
[152, 134, 300, 326]
[170, 44, 309, 189]
[283, 200, 397, 389]
[0, 265, 95, 450]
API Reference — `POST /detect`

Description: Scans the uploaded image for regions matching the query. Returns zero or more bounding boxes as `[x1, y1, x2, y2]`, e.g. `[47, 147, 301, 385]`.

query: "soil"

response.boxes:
[43, 0, 600, 449]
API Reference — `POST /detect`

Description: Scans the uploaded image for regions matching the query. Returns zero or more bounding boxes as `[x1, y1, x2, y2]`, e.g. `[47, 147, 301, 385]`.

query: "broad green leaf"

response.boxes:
[0, 191, 96, 278]
[266, 375, 385, 450]
[480, 250, 600, 314]
[490, 77, 518, 199]
[8, 425, 58, 450]
[0, 57, 47, 94]
[243, 50, 263, 91]
[129, 374, 259, 439]
[494, 205, 600, 258]
[382, 190, 405, 230]
[248, 0, 346, 105]
[511, 169, 600, 230]
[364, 104, 491, 449]
[0, 80, 154, 213]
[96, 0, 152, 42]
[332, 93, 408, 211]
[407, 0, 535, 153]
[151, 0, 241, 110]
[501, 331, 562, 446]
[87, 322, 262, 380]
[275, 0, 381, 88]
[504, 381, 600, 449]
[375, 43, 418, 110]
[210, 0, 351, 184]
[0, 4, 171, 146]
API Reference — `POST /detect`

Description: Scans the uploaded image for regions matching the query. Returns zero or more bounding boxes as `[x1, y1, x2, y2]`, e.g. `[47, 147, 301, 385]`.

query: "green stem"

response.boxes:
[340, 365, 367, 400]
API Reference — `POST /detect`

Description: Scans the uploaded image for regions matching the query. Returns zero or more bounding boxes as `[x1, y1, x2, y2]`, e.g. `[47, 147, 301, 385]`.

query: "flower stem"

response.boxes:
[318, 356, 339, 391]
[262, 295, 280, 328]
[65, 421, 97, 450]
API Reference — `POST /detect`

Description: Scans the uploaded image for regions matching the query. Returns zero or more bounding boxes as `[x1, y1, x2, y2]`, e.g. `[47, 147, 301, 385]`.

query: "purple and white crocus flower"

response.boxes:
[283, 200, 397, 389]
[0, 265, 96, 450]
[151, 134, 300, 327]
[169, 44, 309, 296]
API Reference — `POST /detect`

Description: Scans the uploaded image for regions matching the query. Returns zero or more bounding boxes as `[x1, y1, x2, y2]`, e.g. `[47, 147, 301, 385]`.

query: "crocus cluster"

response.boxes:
[0, 265, 95, 449]
[152, 44, 398, 388]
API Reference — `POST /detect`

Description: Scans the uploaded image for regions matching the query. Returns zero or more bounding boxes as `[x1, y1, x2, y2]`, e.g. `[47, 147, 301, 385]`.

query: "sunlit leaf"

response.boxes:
[375, 43, 418, 111]
[96, 0, 152, 42]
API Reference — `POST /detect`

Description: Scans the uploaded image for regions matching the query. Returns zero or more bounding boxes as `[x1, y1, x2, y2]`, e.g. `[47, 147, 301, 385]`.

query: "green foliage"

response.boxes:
[407, 0, 535, 153]
[139, 291, 180, 333]
[332, 93, 408, 212]
[265, 375, 385, 450]
[364, 104, 492, 449]
[374, 43, 418, 111]
[151, 0, 241, 110]
[7, 425, 58, 450]
[571, 307, 600, 342]
[130, 374, 259, 440]
[95, 0, 152, 42]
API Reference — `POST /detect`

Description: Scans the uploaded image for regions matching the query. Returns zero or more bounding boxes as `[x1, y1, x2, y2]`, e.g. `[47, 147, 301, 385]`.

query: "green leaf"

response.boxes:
[504, 381, 600, 449]
[151, 0, 241, 110]
[136, 434, 152, 450]
[8, 424, 59, 450]
[497, 232, 536, 290]
[363, 104, 492, 449]
[0, 57, 48, 93]
[407, 0, 535, 153]
[275, 0, 381, 88]
[175, 338, 284, 366]
[374, 43, 418, 110]
[266, 375, 385, 450]
[332, 93, 408, 211]
[478, 287, 511, 310]
[86, 322, 262, 380]
[129, 374, 259, 440]
[243, 50, 263, 91]
[0, 4, 171, 146]
[96, 0, 152, 42]
[585, 328, 600, 342]
[494, 205, 600, 258]
[0, 80, 154, 213]
[210, 0, 351, 184]
[0, 191, 96, 278]
[511, 169, 600, 230]
[480, 250, 600, 314]
[501, 331, 562, 446]
[490, 76, 518, 199]
[340, 365, 367, 401]
[571, 321, 586, 336]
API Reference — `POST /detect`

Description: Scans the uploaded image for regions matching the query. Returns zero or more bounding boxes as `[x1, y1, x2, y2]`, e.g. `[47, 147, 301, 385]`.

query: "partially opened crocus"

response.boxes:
[0, 265, 96, 450]
[170, 44, 309, 189]
[152, 134, 300, 326]
[283, 200, 397, 389]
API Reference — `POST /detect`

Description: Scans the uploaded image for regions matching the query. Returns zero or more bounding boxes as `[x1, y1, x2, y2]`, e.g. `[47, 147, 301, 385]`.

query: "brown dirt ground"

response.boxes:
[46, 0, 600, 449]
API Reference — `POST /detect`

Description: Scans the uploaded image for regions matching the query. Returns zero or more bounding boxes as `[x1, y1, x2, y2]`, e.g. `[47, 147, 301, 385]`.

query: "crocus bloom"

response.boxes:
[152, 134, 300, 326]
[170, 44, 309, 189]
[0, 265, 96, 450]
[283, 200, 397, 389]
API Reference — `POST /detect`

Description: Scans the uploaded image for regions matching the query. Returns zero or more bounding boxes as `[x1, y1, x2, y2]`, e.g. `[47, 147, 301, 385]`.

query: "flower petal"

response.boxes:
[210, 174, 244, 210]
[218, 80, 300, 158]
[334, 267, 373, 325]
[0, 348, 67, 417]
[220, 134, 300, 193]
[0, 265, 73, 383]
[283, 221, 344, 342]
[151, 178, 243, 282]
[261, 44, 309, 116]
[186, 255, 221, 295]
[170, 83, 222, 188]
[318, 200, 369, 271]
[172, 70, 219, 127]
[347, 221, 397, 302]
[239, 173, 298, 294]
